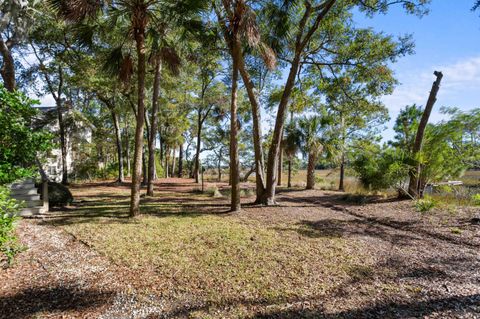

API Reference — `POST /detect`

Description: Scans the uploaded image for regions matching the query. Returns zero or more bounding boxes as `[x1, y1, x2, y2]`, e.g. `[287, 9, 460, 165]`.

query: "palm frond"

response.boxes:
[258, 42, 277, 70]
[48, 0, 103, 22]
[238, 3, 260, 48]
[71, 23, 97, 48]
[160, 46, 181, 76]
[103, 46, 133, 84]
[119, 54, 134, 84]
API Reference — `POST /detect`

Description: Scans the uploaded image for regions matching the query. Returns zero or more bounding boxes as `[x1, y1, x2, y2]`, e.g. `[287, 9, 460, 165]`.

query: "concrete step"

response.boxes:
[18, 206, 45, 217]
[10, 182, 35, 190]
[11, 194, 41, 201]
[21, 200, 43, 208]
[11, 188, 39, 196]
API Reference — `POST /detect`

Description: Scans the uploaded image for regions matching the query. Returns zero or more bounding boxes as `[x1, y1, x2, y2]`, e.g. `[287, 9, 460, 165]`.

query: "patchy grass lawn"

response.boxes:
[59, 212, 368, 316]
[40, 179, 379, 317]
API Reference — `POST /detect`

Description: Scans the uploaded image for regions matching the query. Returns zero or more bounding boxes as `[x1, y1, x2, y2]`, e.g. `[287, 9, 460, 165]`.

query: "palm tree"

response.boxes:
[51, 0, 204, 216]
[147, 42, 181, 196]
[215, 0, 251, 212]
[215, 0, 277, 211]
[298, 116, 329, 190]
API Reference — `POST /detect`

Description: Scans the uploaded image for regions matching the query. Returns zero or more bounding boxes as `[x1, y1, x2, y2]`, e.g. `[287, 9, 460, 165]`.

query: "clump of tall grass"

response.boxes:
[207, 186, 223, 198]
[472, 194, 480, 206]
[415, 195, 436, 213]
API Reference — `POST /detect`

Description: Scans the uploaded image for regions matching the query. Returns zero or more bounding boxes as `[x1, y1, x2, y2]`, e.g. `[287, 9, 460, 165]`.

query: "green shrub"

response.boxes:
[415, 195, 436, 213]
[472, 194, 480, 206]
[0, 85, 52, 184]
[75, 159, 120, 181]
[48, 182, 73, 207]
[352, 143, 409, 191]
[0, 187, 22, 266]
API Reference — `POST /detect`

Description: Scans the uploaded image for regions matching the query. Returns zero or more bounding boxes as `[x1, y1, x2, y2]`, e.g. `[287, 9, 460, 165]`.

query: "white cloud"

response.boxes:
[380, 55, 480, 141]
[441, 56, 480, 91]
[385, 56, 480, 114]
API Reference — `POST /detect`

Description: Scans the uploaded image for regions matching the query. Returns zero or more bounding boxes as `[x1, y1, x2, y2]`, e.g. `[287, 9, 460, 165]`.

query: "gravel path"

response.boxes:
[0, 221, 164, 319]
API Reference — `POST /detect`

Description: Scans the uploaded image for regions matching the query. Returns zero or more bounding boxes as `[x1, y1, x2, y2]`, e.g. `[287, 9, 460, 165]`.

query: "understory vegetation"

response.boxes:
[0, 187, 22, 266]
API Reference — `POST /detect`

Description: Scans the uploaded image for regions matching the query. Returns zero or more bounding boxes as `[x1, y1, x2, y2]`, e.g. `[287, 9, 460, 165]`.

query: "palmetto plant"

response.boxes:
[298, 115, 331, 190]
[49, 0, 205, 216]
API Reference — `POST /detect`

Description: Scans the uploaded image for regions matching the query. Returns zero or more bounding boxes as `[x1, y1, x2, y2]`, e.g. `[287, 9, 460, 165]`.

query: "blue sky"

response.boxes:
[355, 0, 480, 140]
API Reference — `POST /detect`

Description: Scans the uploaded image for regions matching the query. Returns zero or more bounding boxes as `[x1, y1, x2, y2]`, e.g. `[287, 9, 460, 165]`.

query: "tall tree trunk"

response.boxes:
[0, 37, 15, 92]
[125, 122, 131, 178]
[171, 146, 176, 178]
[408, 71, 443, 197]
[35, 58, 67, 185]
[238, 58, 266, 203]
[129, 27, 147, 217]
[278, 141, 283, 186]
[262, 54, 301, 204]
[147, 58, 162, 196]
[178, 142, 183, 177]
[287, 159, 292, 188]
[306, 152, 317, 190]
[339, 153, 345, 192]
[339, 113, 345, 191]
[229, 42, 241, 212]
[111, 108, 124, 183]
[165, 146, 169, 178]
[142, 144, 147, 185]
[56, 100, 69, 185]
[261, 0, 336, 204]
[218, 152, 222, 182]
[159, 131, 164, 162]
[194, 110, 202, 183]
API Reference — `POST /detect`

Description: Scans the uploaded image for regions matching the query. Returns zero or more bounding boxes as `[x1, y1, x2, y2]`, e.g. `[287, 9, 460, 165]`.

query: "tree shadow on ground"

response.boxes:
[42, 195, 233, 226]
[278, 193, 479, 249]
[249, 294, 480, 319]
[273, 218, 420, 246]
[144, 291, 480, 319]
[0, 286, 114, 319]
[278, 192, 405, 207]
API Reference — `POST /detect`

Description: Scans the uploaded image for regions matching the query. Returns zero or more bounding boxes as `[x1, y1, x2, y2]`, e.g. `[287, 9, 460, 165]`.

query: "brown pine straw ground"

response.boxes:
[1, 178, 479, 318]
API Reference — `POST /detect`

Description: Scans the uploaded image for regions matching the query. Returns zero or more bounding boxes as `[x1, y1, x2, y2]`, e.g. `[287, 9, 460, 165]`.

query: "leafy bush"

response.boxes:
[0, 85, 52, 184]
[48, 182, 73, 207]
[352, 142, 409, 191]
[0, 187, 22, 266]
[472, 194, 480, 206]
[415, 195, 436, 213]
[75, 159, 119, 181]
